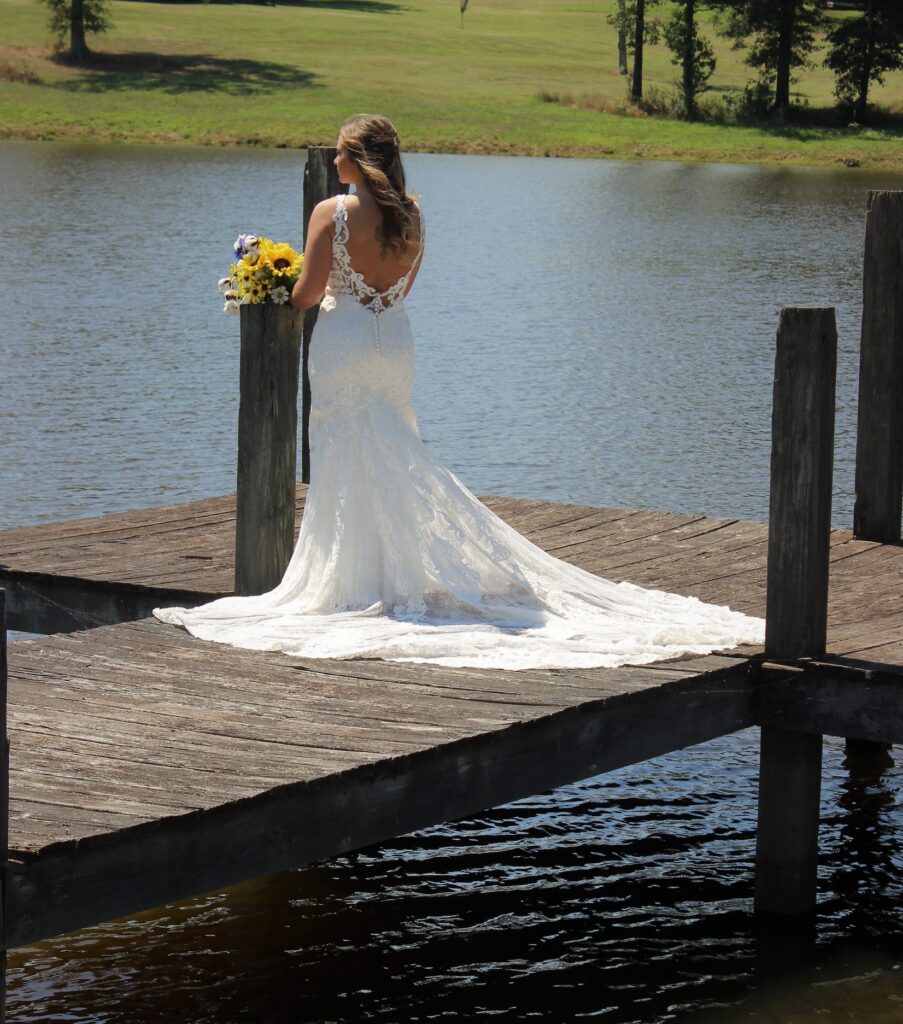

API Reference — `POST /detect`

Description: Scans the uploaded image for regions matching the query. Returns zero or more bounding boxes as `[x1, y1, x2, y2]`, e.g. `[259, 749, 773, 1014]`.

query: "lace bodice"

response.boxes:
[329, 193, 425, 315]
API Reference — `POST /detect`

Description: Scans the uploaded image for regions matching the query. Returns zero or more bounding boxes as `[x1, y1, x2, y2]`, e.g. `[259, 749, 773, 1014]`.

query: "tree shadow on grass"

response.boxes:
[736, 111, 903, 141]
[50, 52, 321, 94]
[700, 92, 903, 135]
[138, 0, 407, 11]
[277, 0, 407, 9]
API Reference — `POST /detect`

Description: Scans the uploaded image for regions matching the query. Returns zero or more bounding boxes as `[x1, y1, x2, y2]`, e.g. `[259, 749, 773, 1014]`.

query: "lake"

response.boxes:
[1, 139, 901, 1022]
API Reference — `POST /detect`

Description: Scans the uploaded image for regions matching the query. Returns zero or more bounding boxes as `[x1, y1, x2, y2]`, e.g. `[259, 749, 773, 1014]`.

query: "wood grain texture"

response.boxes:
[3, 489, 903, 667]
[757, 664, 903, 745]
[3, 629, 758, 947]
[765, 307, 837, 660]
[235, 302, 303, 596]
[754, 725, 822, 916]
[854, 190, 903, 543]
[2, 481, 903, 941]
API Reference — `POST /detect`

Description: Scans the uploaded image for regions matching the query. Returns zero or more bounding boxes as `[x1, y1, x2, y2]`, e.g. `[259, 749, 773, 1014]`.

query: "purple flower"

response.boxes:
[233, 234, 261, 259]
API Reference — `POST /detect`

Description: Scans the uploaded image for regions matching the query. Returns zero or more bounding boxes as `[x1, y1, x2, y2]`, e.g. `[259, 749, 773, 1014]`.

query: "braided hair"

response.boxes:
[338, 114, 418, 259]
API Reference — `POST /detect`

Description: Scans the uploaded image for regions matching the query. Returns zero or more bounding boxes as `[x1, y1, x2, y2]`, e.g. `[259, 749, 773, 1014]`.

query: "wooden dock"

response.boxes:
[1, 486, 902, 950]
[5, 615, 757, 948]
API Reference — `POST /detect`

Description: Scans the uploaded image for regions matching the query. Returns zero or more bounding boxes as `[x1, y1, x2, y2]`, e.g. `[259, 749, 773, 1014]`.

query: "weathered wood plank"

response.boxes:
[5, 486, 899, 676]
[5, 658, 757, 947]
[756, 664, 903, 744]
[0, 571, 219, 634]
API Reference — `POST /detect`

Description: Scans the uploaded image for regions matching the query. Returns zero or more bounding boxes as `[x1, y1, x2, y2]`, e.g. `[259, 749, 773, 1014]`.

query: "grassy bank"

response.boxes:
[1, 0, 902, 169]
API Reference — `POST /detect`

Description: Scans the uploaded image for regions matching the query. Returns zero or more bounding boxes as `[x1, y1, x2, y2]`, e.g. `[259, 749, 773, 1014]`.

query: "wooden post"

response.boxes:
[844, 736, 894, 777]
[234, 303, 303, 596]
[0, 590, 8, 1022]
[301, 148, 346, 484]
[765, 308, 836, 662]
[853, 191, 903, 543]
[849, 191, 902, 768]
[756, 307, 837, 917]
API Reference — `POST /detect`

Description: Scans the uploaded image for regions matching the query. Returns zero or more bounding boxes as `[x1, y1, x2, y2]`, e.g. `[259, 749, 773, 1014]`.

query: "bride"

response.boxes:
[154, 113, 765, 670]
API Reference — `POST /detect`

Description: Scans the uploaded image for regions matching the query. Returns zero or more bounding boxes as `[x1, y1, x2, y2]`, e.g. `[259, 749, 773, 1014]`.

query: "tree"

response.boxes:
[606, 0, 662, 98]
[664, 0, 717, 119]
[714, 0, 826, 114]
[618, 0, 628, 75]
[633, 0, 646, 99]
[825, 0, 903, 121]
[40, 0, 112, 63]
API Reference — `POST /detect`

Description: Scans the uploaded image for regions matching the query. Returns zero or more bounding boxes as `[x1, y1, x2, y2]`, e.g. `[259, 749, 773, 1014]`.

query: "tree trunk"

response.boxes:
[773, 0, 794, 113]
[632, 0, 645, 100]
[856, 6, 876, 123]
[684, 0, 697, 120]
[618, 0, 628, 75]
[68, 0, 91, 62]
[856, 67, 871, 123]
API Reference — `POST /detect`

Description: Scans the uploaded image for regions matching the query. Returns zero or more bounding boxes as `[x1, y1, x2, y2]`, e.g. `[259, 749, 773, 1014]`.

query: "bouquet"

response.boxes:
[218, 234, 304, 315]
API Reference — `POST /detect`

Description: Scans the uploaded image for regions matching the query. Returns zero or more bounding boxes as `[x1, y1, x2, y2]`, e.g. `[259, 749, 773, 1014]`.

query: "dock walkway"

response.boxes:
[2, 487, 901, 666]
[1, 489, 901, 949]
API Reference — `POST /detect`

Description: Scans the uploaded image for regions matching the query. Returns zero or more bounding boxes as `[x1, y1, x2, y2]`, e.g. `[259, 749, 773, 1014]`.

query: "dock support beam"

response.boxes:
[756, 307, 837, 917]
[301, 147, 345, 484]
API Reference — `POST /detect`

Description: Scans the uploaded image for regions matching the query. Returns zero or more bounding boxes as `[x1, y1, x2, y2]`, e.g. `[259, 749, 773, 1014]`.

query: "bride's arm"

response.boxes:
[290, 200, 335, 310]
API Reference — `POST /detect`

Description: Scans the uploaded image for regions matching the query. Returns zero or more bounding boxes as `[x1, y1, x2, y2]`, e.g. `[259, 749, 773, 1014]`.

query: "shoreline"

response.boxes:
[3, 123, 903, 173]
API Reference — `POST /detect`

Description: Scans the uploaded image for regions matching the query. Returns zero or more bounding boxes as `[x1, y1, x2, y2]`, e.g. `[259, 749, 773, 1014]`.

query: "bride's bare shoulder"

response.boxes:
[307, 196, 342, 238]
[315, 195, 342, 217]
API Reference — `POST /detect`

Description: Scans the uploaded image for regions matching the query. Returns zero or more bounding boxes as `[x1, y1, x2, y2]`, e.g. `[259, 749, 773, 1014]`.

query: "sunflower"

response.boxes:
[232, 259, 257, 292]
[246, 280, 269, 303]
[259, 239, 303, 279]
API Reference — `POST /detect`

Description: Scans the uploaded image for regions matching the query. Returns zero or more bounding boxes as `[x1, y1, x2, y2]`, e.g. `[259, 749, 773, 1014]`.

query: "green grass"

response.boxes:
[1, 0, 902, 169]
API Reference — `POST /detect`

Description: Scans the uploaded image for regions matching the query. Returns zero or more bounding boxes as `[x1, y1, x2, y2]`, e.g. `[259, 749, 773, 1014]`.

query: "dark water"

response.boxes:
[1, 141, 901, 1022]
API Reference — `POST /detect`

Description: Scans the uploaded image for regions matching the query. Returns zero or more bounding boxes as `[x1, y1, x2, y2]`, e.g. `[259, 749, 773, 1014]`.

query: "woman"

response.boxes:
[153, 114, 765, 669]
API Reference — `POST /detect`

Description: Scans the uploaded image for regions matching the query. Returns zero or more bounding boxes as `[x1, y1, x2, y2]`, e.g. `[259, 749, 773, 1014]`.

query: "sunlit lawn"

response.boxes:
[1, 0, 901, 168]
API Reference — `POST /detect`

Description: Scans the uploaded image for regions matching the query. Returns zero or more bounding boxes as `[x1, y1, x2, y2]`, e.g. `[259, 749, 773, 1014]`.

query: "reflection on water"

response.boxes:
[2, 142, 901, 1021]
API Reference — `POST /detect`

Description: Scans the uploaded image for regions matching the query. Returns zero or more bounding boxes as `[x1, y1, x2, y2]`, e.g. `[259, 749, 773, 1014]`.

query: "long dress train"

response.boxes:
[153, 194, 765, 670]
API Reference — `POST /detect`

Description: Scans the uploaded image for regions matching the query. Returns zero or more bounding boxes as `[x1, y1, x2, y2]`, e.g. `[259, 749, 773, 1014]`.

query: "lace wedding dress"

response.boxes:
[154, 194, 765, 669]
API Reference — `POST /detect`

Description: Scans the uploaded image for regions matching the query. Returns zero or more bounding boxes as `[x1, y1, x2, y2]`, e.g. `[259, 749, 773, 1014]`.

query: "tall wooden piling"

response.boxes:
[853, 191, 903, 543]
[301, 148, 346, 484]
[848, 191, 902, 769]
[756, 307, 837, 916]
[0, 590, 8, 1022]
[234, 303, 303, 596]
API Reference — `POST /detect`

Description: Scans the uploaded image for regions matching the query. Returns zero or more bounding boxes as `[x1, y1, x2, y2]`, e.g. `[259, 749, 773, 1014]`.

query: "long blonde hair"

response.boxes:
[339, 114, 418, 259]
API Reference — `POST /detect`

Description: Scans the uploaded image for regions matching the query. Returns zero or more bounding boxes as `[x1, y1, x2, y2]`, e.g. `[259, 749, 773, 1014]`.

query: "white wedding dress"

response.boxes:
[154, 194, 765, 670]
